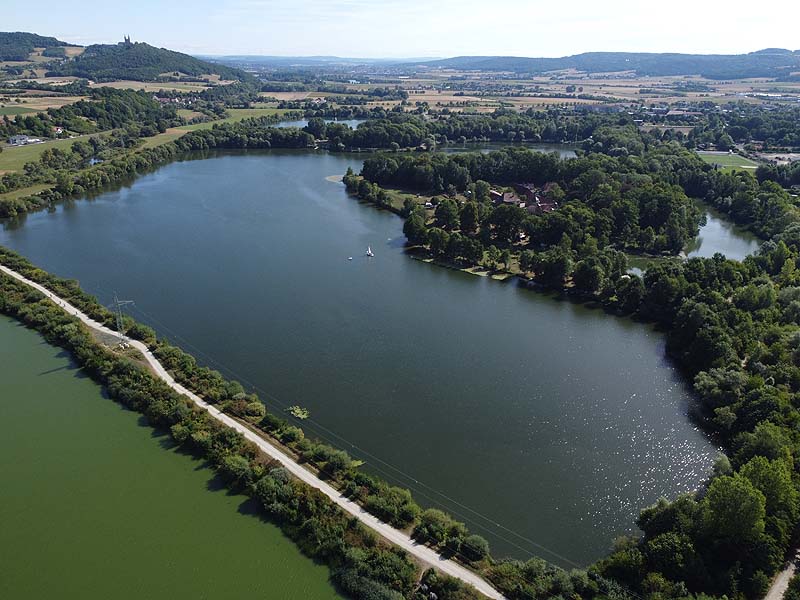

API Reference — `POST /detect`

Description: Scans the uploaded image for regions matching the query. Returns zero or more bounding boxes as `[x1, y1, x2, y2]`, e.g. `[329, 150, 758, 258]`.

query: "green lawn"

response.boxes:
[0, 106, 36, 116]
[0, 137, 85, 172]
[697, 151, 759, 172]
[0, 183, 53, 202]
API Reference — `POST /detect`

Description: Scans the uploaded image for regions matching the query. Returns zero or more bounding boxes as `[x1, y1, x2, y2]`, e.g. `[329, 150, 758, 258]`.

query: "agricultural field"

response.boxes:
[0, 94, 87, 114]
[0, 105, 36, 116]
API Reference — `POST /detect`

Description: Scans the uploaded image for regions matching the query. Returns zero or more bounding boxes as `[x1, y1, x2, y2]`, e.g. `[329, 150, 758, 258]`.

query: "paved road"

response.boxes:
[0, 263, 507, 600]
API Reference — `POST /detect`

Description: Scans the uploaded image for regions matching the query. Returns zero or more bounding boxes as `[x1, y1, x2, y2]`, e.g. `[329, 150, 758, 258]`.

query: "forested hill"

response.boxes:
[413, 49, 800, 79]
[47, 41, 251, 82]
[0, 32, 68, 61]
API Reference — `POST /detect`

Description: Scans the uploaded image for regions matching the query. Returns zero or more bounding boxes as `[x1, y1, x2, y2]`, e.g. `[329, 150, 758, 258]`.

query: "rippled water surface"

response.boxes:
[0, 150, 719, 566]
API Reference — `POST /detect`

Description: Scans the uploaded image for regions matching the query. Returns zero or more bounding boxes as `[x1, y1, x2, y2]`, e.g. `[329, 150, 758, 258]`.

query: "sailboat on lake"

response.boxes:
[366, 246, 374, 257]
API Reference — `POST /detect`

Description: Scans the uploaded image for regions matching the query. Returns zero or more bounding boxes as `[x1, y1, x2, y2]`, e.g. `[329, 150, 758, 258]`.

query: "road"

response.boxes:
[0, 262, 507, 600]
[765, 551, 799, 600]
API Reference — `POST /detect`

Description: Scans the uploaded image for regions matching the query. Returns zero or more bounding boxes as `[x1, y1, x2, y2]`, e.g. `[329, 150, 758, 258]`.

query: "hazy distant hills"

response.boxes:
[409, 49, 800, 80]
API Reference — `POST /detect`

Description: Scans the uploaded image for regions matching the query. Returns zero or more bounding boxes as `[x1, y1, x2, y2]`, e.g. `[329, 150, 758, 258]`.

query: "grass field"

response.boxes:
[139, 128, 189, 148]
[697, 151, 759, 172]
[0, 137, 85, 172]
[0, 106, 36, 116]
[0, 183, 53, 202]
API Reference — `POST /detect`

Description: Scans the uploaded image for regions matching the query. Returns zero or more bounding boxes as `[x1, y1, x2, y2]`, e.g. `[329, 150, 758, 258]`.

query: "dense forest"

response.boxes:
[0, 31, 67, 60]
[47, 41, 250, 82]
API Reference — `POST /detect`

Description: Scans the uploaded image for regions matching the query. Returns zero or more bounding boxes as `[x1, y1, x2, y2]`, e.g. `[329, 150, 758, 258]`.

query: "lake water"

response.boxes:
[0, 316, 341, 599]
[628, 201, 762, 275]
[0, 150, 719, 567]
[685, 201, 761, 259]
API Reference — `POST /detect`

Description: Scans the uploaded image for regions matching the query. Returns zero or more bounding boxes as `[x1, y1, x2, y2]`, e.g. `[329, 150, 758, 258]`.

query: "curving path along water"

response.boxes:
[0, 262, 507, 600]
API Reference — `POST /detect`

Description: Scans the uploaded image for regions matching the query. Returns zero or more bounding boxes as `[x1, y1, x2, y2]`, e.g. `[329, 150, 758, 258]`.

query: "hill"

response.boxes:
[412, 49, 800, 79]
[48, 40, 251, 82]
[0, 32, 68, 61]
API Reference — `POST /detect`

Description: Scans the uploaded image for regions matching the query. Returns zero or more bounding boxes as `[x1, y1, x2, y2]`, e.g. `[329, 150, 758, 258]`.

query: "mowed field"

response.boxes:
[0, 137, 86, 172]
[697, 151, 759, 172]
[0, 106, 36, 116]
[0, 94, 88, 115]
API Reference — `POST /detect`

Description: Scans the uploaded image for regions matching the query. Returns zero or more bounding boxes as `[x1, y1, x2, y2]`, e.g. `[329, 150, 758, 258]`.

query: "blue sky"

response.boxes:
[5, 0, 799, 58]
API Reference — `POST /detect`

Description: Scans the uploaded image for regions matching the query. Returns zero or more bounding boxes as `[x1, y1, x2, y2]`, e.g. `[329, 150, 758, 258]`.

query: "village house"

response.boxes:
[489, 189, 524, 207]
[513, 182, 560, 215]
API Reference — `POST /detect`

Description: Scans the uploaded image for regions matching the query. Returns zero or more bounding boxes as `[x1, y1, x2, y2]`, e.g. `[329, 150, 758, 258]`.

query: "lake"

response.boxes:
[0, 316, 341, 599]
[0, 149, 719, 567]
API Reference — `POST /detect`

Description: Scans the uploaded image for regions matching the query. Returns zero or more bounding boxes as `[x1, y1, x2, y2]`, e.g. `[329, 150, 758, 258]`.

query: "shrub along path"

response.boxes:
[0, 261, 507, 600]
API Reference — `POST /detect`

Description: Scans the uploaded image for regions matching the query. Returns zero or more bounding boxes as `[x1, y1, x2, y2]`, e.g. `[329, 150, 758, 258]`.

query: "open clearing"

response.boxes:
[0, 137, 84, 172]
[697, 151, 759, 172]
[0, 106, 36, 116]
[0, 183, 53, 202]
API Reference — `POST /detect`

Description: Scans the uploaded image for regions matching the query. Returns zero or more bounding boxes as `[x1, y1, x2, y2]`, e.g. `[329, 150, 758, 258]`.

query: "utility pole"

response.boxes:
[112, 292, 134, 341]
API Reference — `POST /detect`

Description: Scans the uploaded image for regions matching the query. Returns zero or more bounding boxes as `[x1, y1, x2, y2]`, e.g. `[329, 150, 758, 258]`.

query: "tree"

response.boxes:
[428, 227, 450, 257]
[702, 474, 766, 546]
[485, 245, 501, 269]
[490, 204, 526, 243]
[460, 202, 479, 234]
[573, 258, 606, 295]
[403, 213, 428, 245]
[303, 117, 327, 139]
[519, 250, 536, 274]
[435, 198, 460, 230]
[500, 249, 511, 271]
[474, 180, 491, 202]
[461, 535, 490, 562]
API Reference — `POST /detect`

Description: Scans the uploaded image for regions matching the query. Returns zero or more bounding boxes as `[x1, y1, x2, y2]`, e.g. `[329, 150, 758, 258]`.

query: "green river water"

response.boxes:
[0, 316, 341, 599]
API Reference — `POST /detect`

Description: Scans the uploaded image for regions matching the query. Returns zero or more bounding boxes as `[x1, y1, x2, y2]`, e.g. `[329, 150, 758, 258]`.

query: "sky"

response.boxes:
[5, 0, 800, 58]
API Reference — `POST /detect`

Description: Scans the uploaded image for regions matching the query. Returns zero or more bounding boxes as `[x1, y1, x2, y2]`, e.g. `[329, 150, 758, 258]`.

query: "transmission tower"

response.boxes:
[112, 292, 134, 341]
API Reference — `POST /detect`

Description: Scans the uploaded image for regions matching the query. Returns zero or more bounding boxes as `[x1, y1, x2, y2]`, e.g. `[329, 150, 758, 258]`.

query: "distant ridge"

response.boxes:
[47, 40, 252, 82]
[407, 49, 800, 80]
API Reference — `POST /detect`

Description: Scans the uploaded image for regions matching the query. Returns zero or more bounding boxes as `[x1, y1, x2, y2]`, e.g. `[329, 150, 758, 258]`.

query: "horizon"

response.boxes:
[4, 0, 800, 59]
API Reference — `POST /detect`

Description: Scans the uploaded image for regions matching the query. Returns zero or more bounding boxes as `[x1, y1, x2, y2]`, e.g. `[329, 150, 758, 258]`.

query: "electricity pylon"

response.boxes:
[112, 292, 134, 341]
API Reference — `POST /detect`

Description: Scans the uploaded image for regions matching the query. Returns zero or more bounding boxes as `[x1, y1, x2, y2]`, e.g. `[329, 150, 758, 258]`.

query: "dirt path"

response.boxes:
[765, 552, 799, 600]
[0, 262, 507, 600]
